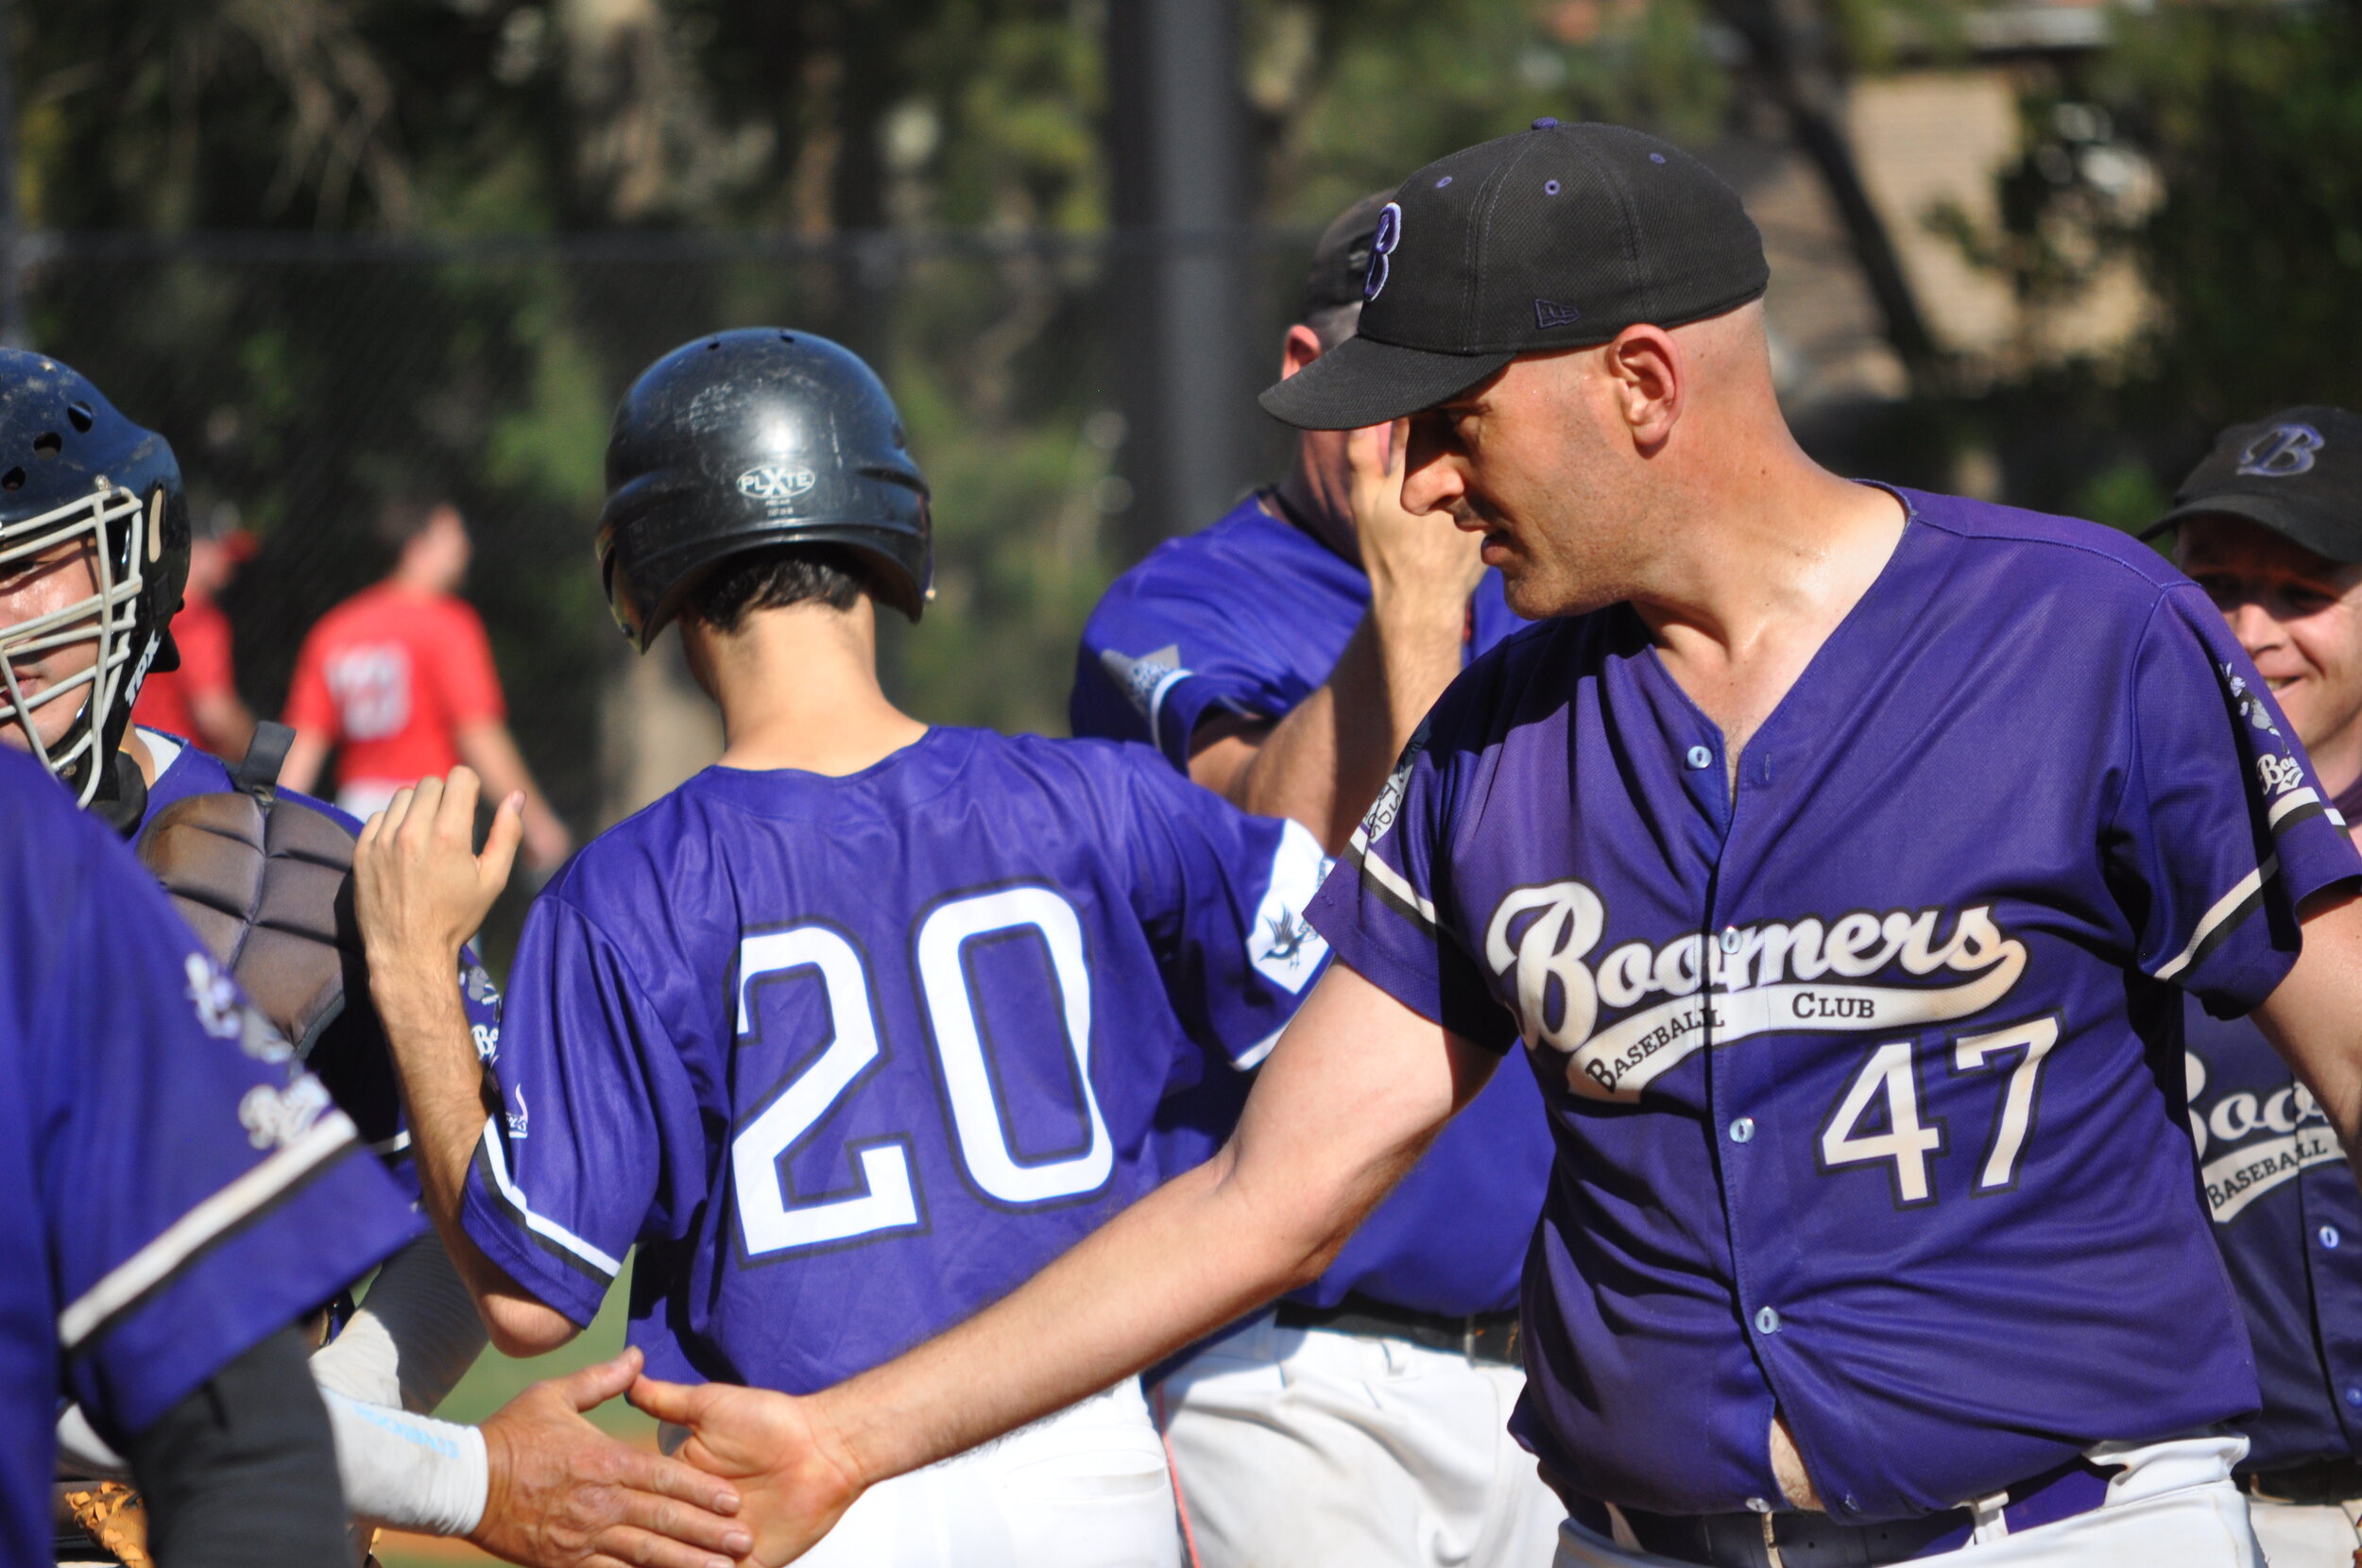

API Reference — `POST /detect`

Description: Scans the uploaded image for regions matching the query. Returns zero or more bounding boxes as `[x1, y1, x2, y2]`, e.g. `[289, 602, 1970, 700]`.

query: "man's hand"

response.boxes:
[628, 1375, 864, 1568]
[474, 1350, 753, 1568]
[355, 768, 522, 980]
[351, 766, 573, 1357]
[1350, 418, 1485, 624]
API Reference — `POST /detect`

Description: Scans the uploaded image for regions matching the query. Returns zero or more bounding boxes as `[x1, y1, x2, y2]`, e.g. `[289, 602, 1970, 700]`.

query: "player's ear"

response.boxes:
[1281, 324, 1325, 381]
[1601, 326, 1681, 452]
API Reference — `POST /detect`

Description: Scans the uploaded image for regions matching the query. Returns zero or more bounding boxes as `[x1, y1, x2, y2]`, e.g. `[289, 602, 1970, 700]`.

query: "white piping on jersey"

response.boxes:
[1235, 1026, 1285, 1072]
[59, 1110, 358, 1351]
[1144, 664, 1190, 757]
[371, 1130, 414, 1157]
[2153, 857, 2275, 984]
[476, 1116, 622, 1279]
[1347, 824, 1439, 926]
[2268, 787, 2321, 828]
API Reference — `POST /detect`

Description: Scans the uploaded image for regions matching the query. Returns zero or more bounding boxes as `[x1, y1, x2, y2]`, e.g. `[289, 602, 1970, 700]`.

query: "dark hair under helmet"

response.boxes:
[595, 329, 933, 652]
[0, 349, 188, 806]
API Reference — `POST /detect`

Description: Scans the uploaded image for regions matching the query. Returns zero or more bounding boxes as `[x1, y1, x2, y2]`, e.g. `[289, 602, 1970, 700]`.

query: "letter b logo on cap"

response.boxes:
[2238, 424, 2325, 478]
[1363, 202, 1402, 301]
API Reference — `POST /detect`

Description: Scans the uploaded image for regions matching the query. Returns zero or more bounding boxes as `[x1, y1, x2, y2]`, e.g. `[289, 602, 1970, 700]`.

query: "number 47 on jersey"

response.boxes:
[1818, 1016, 2060, 1205]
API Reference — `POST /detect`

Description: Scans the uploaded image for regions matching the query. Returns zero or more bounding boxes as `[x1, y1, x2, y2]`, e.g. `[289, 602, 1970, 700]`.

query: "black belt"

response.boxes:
[2238, 1455, 2362, 1507]
[1563, 1457, 2112, 1567]
[1274, 1295, 1522, 1365]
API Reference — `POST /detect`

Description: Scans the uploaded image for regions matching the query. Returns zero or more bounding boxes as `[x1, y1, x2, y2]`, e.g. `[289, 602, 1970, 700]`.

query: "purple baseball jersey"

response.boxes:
[0, 747, 419, 1566]
[138, 726, 505, 1201]
[2182, 769, 2362, 1478]
[1072, 493, 1550, 1315]
[457, 728, 1330, 1392]
[1308, 487, 2362, 1523]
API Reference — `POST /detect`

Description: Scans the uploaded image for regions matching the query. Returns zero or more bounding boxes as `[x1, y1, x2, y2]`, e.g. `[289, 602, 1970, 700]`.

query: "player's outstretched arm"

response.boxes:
[632, 963, 1493, 1565]
[2252, 882, 2362, 1155]
[354, 768, 576, 1357]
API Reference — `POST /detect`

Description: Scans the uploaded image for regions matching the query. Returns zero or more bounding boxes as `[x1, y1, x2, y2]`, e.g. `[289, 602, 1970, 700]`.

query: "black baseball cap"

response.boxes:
[1301, 191, 1396, 317]
[1260, 121, 1769, 431]
[2142, 406, 2362, 562]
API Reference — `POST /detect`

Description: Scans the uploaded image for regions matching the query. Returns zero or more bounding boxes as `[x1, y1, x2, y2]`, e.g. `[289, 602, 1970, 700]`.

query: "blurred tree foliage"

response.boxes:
[14, 0, 1745, 793]
[1947, 0, 2362, 528]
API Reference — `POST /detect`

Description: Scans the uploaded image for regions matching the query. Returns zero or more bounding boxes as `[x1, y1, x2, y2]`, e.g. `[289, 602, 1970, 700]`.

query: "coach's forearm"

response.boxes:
[1227, 597, 1461, 852]
[811, 971, 1471, 1490]
[368, 964, 574, 1355]
[813, 1149, 1326, 1489]
[369, 963, 486, 1242]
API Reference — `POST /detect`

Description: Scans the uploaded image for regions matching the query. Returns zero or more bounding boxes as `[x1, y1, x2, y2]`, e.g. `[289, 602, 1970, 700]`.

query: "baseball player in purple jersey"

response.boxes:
[2147, 407, 2362, 1565]
[610, 123, 2362, 1568]
[350, 329, 1335, 1568]
[1072, 196, 1560, 1567]
[0, 743, 417, 1568]
[0, 350, 746, 1568]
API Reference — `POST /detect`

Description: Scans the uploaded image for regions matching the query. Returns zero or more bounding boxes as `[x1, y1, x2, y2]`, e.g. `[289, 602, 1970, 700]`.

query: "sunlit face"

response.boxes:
[0, 535, 102, 754]
[2179, 514, 2362, 779]
[1400, 349, 1640, 619]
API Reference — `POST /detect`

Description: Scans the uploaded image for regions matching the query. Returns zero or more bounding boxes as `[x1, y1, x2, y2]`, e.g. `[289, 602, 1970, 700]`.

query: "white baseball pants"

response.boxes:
[788, 1381, 1180, 1568]
[1550, 1433, 2259, 1567]
[1153, 1310, 1566, 1568]
[2243, 1491, 2360, 1567]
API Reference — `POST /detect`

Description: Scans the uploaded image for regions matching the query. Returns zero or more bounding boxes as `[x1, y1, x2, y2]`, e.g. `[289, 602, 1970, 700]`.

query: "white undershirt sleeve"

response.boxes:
[311, 1233, 488, 1413]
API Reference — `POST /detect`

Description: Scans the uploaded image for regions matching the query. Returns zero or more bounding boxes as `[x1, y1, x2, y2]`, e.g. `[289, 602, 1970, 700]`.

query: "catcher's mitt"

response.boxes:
[60, 1481, 150, 1568]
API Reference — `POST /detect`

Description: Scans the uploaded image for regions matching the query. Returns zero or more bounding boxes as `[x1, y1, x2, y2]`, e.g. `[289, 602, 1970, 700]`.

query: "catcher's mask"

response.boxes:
[0, 351, 188, 806]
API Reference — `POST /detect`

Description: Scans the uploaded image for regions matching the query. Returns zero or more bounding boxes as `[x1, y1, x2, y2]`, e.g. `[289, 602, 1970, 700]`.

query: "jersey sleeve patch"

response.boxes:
[1248, 818, 1333, 996]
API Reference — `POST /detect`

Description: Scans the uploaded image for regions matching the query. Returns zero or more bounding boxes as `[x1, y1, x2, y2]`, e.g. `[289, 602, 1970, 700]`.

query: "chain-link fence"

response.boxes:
[22, 229, 1317, 842]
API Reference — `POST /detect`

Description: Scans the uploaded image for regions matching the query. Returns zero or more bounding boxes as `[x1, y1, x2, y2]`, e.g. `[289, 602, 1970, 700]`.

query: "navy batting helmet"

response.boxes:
[595, 329, 933, 652]
[0, 350, 188, 806]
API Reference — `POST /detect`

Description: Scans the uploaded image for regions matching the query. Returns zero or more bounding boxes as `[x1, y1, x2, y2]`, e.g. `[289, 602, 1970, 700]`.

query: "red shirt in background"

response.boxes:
[282, 584, 505, 789]
[129, 590, 235, 741]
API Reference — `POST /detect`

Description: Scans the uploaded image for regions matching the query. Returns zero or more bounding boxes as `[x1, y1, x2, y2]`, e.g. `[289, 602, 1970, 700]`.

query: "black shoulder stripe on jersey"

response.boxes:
[2179, 878, 2268, 985]
[2270, 797, 2329, 839]
[67, 1139, 363, 1360]
[471, 1139, 614, 1287]
[1344, 837, 1441, 938]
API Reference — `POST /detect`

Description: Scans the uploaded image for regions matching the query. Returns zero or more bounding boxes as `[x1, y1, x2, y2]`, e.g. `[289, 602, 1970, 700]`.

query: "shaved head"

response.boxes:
[1399, 300, 1803, 620]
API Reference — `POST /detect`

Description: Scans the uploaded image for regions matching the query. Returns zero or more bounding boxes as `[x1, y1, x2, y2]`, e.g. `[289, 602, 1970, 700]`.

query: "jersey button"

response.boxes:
[2346, 1387, 2362, 1409]
[1720, 926, 1744, 954]
[1685, 744, 1713, 770]
[2321, 1225, 2343, 1250]
[1754, 1305, 1782, 1335]
[1729, 1117, 1755, 1143]
[1744, 1497, 1772, 1514]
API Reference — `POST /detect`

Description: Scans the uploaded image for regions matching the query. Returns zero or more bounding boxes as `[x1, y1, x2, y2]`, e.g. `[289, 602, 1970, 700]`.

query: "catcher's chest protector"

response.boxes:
[133, 724, 400, 1147]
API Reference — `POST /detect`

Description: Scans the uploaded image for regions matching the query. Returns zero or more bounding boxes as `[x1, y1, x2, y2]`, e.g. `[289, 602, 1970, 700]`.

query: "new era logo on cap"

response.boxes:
[1260, 121, 1769, 431]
